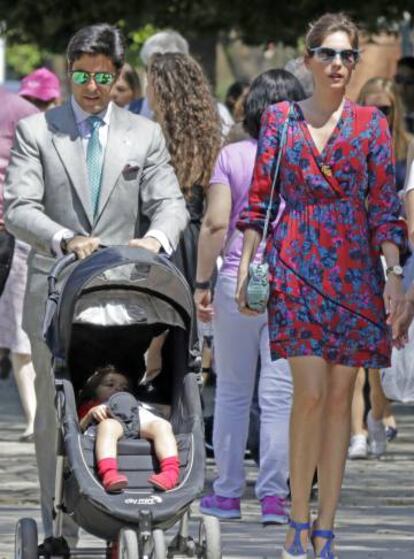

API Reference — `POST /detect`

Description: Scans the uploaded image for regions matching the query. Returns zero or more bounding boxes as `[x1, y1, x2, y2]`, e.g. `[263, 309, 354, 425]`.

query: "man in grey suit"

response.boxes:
[5, 23, 188, 553]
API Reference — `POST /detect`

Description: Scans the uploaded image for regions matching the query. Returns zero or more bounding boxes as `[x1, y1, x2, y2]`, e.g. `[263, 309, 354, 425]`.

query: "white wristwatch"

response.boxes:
[386, 265, 404, 278]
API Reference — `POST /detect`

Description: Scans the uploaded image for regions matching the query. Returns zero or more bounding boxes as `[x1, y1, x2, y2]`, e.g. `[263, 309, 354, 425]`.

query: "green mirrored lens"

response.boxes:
[94, 73, 115, 85]
[71, 71, 89, 85]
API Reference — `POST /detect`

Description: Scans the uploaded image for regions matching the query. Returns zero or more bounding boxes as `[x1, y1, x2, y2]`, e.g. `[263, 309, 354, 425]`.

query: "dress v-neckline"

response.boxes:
[294, 99, 348, 160]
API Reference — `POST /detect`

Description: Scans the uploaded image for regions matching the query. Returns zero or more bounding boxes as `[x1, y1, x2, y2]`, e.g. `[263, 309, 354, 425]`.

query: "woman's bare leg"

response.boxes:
[11, 352, 36, 437]
[350, 368, 366, 436]
[382, 401, 397, 429]
[314, 364, 358, 553]
[283, 356, 329, 550]
[368, 368, 387, 421]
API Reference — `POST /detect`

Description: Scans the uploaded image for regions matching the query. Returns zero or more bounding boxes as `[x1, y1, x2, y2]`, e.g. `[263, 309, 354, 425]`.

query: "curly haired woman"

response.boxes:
[146, 52, 222, 292]
[144, 53, 222, 381]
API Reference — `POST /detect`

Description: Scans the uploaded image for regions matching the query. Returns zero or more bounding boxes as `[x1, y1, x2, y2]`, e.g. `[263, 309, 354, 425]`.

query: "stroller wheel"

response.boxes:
[15, 518, 38, 559]
[118, 529, 138, 559]
[150, 529, 166, 559]
[198, 515, 222, 559]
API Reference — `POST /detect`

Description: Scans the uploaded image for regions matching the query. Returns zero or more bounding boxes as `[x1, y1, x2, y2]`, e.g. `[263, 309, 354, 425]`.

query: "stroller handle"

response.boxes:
[42, 252, 77, 342]
[47, 252, 78, 299]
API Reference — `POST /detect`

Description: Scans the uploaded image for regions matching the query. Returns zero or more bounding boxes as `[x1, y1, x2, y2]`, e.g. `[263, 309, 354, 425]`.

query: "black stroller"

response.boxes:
[15, 246, 222, 559]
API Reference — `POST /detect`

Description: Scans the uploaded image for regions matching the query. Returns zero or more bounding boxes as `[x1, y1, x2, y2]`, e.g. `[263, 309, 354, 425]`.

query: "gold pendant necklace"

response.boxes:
[321, 164, 333, 178]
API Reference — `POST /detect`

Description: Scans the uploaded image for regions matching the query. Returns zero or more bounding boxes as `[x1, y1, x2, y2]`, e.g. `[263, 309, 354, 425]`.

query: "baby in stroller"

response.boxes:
[78, 364, 180, 493]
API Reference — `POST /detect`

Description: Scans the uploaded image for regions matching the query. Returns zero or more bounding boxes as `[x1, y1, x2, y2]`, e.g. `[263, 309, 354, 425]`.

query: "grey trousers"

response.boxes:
[30, 335, 78, 543]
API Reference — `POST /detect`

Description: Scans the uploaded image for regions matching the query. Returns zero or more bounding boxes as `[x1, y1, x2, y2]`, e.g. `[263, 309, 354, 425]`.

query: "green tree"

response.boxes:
[6, 43, 47, 77]
[1, 0, 412, 51]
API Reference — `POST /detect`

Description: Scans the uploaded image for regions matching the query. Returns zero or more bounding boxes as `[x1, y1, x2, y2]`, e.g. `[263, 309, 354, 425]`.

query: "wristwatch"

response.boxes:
[386, 265, 404, 278]
[195, 280, 211, 290]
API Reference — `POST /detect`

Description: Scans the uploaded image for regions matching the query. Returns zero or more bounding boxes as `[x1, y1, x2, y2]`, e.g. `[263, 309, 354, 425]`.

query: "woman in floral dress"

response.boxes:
[236, 13, 406, 559]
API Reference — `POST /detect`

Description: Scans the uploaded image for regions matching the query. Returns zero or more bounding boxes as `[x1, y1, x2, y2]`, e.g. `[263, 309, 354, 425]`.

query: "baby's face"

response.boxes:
[96, 372, 129, 401]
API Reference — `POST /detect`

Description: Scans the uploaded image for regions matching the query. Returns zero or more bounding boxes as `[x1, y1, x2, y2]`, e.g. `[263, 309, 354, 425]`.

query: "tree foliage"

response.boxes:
[0, 0, 412, 52]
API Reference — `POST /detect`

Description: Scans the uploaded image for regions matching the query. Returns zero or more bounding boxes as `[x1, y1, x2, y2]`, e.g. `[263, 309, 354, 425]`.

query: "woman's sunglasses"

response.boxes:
[70, 70, 116, 86]
[309, 47, 360, 65]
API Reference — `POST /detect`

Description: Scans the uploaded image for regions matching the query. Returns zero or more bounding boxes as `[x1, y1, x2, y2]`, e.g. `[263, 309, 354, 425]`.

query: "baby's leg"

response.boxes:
[140, 409, 180, 491]
[95, 418, 128, 493]
[96, 418, 124, 460]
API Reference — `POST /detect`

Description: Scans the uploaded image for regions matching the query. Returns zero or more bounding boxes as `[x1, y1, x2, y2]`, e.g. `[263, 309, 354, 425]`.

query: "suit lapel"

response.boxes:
[49, 103, 93, 226]
[96, 105, 132, 221]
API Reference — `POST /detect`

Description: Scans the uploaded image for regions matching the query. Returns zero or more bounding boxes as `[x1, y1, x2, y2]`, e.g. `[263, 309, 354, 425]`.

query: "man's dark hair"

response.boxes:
[243, 69, 306, 139]
[397, 56, 414, 71]
[67, 24, 125, 70]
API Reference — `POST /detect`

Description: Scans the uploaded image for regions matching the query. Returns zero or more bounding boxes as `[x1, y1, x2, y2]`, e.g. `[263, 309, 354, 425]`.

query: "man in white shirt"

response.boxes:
[4, 23, 188, 554]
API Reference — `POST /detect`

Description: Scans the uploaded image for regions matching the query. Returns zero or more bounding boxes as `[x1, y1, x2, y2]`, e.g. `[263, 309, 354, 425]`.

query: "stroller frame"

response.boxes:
[14, 247, 222, 559]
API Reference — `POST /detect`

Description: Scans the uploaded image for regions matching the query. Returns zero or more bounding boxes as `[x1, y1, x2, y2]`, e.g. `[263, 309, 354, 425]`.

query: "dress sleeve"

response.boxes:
[366, 108, 407, 251]
[237, 104, 285, 234]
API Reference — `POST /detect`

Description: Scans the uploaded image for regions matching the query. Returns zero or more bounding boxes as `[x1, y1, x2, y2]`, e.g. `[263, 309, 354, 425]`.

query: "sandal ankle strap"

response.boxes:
[286, 520, 310, 555]
[290, 520, 310, 530]
[312, 529, 334, 540]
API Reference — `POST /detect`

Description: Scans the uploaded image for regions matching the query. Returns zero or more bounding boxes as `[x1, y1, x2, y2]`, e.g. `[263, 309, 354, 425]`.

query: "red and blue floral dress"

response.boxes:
[238, 99, 406, 368]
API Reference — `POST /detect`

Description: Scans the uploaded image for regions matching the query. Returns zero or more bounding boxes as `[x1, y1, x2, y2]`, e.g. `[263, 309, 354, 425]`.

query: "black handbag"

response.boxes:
[0, 229, 15, 296]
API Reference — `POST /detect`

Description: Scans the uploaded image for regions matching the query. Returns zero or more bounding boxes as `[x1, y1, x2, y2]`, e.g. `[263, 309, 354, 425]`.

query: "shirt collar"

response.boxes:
[70, 95, 112, 126]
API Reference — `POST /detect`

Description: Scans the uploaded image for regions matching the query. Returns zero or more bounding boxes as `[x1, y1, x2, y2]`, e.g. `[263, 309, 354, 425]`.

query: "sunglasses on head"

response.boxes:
[394, 75, 414, 86]
[70, 70, 116, 86]
[309, 47, 360, 65]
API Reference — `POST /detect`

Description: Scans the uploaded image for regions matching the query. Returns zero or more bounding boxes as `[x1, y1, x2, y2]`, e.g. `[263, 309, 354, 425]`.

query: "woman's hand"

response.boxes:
[88, 404, 110, 423]
[391, 284, 414, 348]
[384, 274, 405, 324]
[194, 288, 214, 322]
[235, 267, 261, 316]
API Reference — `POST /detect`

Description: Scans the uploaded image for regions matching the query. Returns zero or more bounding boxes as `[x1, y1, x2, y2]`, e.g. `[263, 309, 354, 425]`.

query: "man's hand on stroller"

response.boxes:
[128, 237, 161, 253]
[65, 235, 100, 259]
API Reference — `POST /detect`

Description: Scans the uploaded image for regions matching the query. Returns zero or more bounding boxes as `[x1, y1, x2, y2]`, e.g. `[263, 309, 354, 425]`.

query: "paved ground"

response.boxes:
[1, 374, 414, 558]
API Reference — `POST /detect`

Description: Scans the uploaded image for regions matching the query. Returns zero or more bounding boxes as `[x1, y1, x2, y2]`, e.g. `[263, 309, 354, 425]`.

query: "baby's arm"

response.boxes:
[79, 404, 110, 432]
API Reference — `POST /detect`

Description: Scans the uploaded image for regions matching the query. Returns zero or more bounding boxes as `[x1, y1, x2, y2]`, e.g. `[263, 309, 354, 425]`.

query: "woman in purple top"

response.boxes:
[194, 70, 305, 524]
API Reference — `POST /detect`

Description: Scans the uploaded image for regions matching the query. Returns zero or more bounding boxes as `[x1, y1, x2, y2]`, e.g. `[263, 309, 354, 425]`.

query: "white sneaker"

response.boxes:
[367, 411, 387, 457]
[348, 434, 368, 459]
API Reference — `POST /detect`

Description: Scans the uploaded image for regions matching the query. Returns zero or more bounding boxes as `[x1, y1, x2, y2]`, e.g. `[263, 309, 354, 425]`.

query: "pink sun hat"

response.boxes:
[19, 67, 61, 101]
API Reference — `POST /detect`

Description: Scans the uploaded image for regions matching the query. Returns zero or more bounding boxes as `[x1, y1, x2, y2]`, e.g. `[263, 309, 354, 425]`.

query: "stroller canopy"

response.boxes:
[45, 246, 194, 362]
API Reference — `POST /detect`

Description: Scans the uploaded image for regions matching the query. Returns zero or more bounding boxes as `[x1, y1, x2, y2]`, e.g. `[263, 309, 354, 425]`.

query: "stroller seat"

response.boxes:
[81, 433, 193, 491]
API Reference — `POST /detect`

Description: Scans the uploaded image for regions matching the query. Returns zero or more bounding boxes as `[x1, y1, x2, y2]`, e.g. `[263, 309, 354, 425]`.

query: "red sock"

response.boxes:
[97, 457, 128, 493]
[149, 456, 180, 491]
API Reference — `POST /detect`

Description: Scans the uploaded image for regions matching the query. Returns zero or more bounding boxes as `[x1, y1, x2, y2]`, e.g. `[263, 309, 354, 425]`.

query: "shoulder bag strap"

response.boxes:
[261, 103, 292, 243]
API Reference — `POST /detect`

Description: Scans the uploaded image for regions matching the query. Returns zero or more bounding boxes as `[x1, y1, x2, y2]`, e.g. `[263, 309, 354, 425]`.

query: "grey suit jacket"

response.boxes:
[4, 101, 189, 338]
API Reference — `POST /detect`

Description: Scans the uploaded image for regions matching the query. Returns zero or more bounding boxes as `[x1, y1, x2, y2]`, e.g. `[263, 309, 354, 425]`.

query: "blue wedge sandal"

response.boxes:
[281, 520, 310, 558]
[311, 528, 338, 559]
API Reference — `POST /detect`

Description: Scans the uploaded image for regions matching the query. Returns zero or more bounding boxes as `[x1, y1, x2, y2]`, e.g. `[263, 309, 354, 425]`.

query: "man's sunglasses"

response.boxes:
[394, 75, 414, 86]
[308, 47, 360, 65]
[70, 70, 116, 86]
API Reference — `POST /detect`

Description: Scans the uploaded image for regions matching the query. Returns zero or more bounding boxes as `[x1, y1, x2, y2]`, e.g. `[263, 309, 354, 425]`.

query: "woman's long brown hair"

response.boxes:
[148, 52, 222, 195]
[358, 77, 412, 162]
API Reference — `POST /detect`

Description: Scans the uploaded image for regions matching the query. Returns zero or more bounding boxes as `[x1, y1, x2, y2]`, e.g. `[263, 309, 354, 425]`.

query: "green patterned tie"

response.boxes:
[86, 115, 104, 217]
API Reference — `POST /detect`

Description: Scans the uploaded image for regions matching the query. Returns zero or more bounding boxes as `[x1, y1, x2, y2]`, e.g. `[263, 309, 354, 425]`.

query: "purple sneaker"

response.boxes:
[200, 494, 241, 519]
[260, 495, 289, 525]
